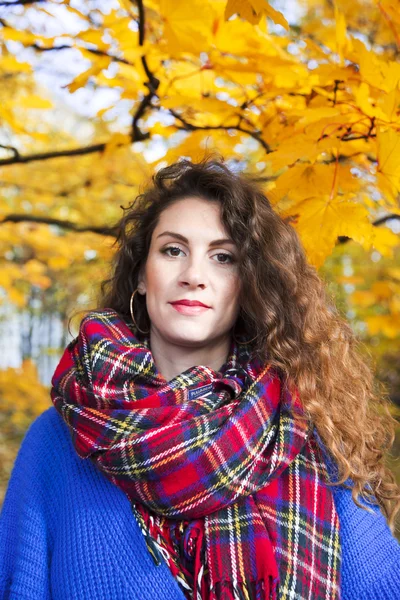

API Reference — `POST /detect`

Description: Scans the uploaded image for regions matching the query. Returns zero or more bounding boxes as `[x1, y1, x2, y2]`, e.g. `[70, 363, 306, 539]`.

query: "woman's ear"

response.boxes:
[137, 270, 146, 295]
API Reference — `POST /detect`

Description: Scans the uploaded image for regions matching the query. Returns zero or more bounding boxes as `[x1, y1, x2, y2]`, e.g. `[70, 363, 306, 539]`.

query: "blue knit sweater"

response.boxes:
[0, 407, 399, 600]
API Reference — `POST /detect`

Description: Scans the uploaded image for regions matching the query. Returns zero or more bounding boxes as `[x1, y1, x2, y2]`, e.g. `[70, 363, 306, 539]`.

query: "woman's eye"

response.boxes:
[161, 246, 235, 264]
[214, 253, 235, 264]
[161, 246, 184, 257]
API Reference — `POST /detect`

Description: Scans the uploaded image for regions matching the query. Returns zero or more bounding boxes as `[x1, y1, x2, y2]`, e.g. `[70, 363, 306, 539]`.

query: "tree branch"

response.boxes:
[31, 43, 135, 66]
[0, 179, 92, 196]
[0, 0, 46, 6]
[1, 213, 119, 237]
[372, 214, 400, 227]
[130, 0, 160, 142]
[0, 143, 106, 166]
[166, 107, 272, 153]
[0, 144, 20, 158]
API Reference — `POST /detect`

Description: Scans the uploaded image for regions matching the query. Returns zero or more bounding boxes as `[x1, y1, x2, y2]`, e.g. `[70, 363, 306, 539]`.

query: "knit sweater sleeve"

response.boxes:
[0, 407, 187, 600]
[313, 427, 400, 600]
[0, 411, 54, 600]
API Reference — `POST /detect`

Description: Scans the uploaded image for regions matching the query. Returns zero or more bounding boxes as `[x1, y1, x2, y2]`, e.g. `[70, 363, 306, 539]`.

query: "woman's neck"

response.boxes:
[149, 327, 231, 382]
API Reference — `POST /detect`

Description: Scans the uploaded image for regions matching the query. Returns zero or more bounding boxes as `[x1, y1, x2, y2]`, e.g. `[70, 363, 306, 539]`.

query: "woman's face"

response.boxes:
[138, 196, 241, 347]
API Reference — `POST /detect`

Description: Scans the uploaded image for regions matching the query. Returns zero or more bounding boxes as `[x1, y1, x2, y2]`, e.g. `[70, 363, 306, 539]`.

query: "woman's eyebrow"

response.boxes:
[156, 231, 236, 247]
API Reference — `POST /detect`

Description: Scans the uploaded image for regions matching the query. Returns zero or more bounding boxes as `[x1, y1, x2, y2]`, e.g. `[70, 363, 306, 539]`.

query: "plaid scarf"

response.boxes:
[51, 308, 341, 600]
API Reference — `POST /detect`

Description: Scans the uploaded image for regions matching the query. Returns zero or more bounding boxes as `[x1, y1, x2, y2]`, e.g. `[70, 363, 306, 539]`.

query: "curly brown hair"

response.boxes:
[97, 154, 400, 534]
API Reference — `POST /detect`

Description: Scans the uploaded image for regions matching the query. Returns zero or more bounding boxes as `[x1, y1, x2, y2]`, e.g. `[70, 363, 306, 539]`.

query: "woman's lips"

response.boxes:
[170, 303, 211, 316]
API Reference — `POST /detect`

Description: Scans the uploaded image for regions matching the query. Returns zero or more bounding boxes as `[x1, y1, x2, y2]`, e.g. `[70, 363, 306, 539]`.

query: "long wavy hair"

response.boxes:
[97, 154, 400, 533]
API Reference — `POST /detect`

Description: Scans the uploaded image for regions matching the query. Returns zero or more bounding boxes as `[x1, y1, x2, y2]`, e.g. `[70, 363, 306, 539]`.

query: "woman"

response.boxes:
[1, 156, 399, 600]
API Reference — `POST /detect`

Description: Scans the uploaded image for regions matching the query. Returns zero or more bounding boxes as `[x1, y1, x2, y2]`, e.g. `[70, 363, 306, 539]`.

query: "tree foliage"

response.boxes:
[0, 0, 399, 502]
[0, 0, 399, 295]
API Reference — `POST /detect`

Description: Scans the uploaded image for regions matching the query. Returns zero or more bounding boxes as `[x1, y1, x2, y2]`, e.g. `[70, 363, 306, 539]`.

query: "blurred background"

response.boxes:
[0, 0, 399, 533]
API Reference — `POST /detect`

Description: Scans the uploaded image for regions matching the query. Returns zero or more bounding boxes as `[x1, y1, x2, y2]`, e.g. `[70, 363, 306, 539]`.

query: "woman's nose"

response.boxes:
[179, 259, 208, 287]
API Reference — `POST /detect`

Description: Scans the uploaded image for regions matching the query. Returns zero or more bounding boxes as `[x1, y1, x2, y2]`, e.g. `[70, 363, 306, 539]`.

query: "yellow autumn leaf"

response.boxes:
[0, 271, 12, 289]
[389, 297, 400, 315]
[262, 2, 289, 30]
[0, 360, 51, 434]
[313, 63, 355, 86]
[214, 15, 285, 58]
[372, 281, 394, 299]
[387, 268, 400, 281]
[337, 275, 365, 285]
[158, 62, 218, 98]
[104, 132, 132, 154]
[0, 55, 31, 73]
[102, 9, 129, 30]
[0, 264, 22, 289]
[272, 163, 360, 205]
[159, 0, 214, 55]
[48, 256, 71, 271]
[18, 95, 54, 109]
[117, 0, 138, 13]
[377, 0, 400, 28]
[271, 166, 315, 204]
[1, 27, 55, 48]
[114, 61, 147, 84]
[279, 194, 373, 267]
[225, 0, 260, 24]
[354, 82, 392, 122]
[225, 0, 288, 29]
[7, 288, 26, 308]
[212, 55, 259, 85]
[65, 57, 111, 93]
[96, 106, 113, 118]
[24, 259, 46, 275]
[349, 39, 400, 93]
[148, 123, 178, 137]
[272, 63, 310, 89]
[366, 315, 400, 339]
[155, 129, 236, 165]
[26, 274, 52, 289]
[354, 81, 400, 127]
[0, 105, 26, 133]
[294, 107, 343, 130]
[266, 134, 336, 172]
[65, 66, 98, 93]
[376, 126, 400, 202]
[350, 290, 376, 307]
[354, 82, 375, 119]
[162, 94, 233, 117]
[102, 10, 143, 58]
[334, 4, 350, 64]
[380, 88, 400, 124]
[76, 29, 110, 52]
[360, 225, 399, 257]
[25, 131, 52, 143]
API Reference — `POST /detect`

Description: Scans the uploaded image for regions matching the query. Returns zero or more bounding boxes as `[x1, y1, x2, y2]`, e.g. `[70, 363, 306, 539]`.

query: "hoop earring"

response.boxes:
[130, 289, 150, 335]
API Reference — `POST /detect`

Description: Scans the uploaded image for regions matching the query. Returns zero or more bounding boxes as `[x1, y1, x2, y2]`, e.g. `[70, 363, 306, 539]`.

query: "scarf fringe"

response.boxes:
[208, 578, 279, 600]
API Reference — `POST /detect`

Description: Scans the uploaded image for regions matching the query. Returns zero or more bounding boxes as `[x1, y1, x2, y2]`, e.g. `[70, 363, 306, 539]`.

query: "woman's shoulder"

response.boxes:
[1, 407, 76, 504]
[337, 481, 400, 600]
[312, 425, 400, 599]
[1, 405, 127, 529]
[18, 405, 72, 457]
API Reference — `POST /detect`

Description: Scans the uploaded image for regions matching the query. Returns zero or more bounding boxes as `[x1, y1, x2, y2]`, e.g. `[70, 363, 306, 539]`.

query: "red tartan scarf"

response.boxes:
[51, 308, 341, 600]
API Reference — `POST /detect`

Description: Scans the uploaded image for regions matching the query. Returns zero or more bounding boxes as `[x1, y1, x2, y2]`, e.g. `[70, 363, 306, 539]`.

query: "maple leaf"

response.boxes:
[224, 0, 288, 29]
[160, 0, 214, 55]
[377, 126, 400, 203]
[279, 194, 373, 267]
